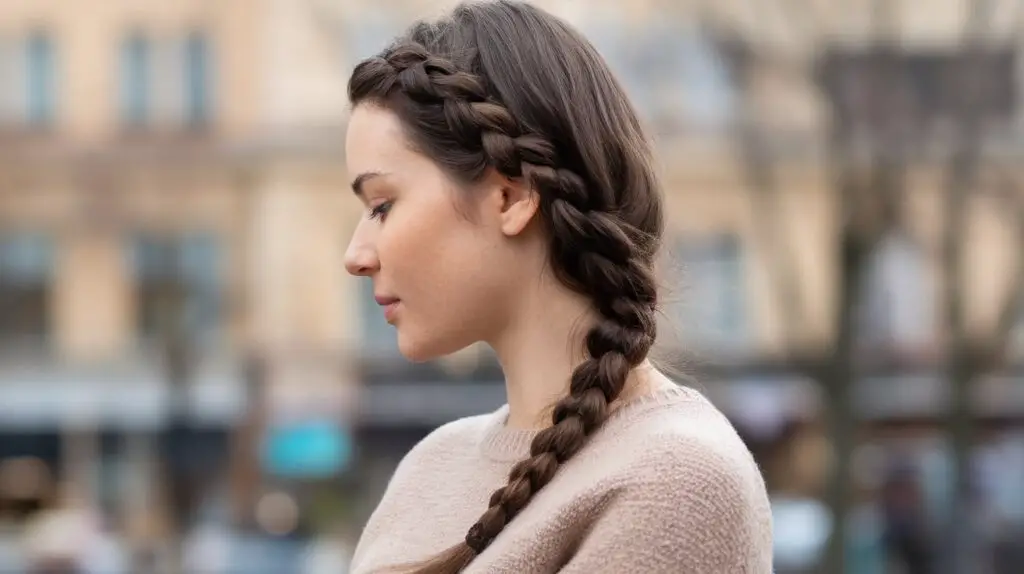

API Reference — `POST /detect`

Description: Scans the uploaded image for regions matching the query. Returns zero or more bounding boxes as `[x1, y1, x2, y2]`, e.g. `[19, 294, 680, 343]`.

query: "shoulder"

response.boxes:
[565, 388, 774, 572]
[600, 386, 773, 526]
[628, 425, 770, 516]
[637, 387, 762, 475]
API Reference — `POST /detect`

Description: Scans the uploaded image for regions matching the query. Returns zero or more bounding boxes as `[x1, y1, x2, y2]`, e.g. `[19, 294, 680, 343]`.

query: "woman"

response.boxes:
[342, 2, 773, 572]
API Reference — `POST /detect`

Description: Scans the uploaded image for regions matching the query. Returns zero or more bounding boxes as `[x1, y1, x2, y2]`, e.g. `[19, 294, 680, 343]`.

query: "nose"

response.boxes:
[344, 221, 379, 277]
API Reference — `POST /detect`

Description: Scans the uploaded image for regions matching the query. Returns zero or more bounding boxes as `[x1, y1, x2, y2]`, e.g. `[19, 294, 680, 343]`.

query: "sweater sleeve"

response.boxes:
[558, 436, 774, 574]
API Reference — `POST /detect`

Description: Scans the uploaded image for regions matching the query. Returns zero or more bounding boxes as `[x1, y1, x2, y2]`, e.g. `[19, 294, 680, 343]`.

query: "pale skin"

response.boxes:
[344, 104, 674, 430]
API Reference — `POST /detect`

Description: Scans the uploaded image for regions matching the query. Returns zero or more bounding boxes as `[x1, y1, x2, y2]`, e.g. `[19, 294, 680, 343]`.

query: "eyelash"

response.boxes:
[369, 201, 393, 221]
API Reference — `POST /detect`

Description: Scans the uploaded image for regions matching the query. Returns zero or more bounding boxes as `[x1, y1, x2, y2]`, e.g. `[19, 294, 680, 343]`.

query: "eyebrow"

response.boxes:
[351, 171, 387, 196]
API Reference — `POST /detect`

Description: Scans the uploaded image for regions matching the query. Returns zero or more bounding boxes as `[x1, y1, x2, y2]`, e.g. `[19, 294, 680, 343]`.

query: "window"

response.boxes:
[121, 31, 213, 129]
[859, 233, 935, 350]
[149, 37, 179, 126]
[120, 32, 151, 125]
[0, 32, 58, 128]
[669, 234, 748, 350]
[129, 234, 224, 347]
[577, 18, 734, 130]
[0, 234, 53, 346]
[183, 31, 212, 126]
[357, 278, 399, 358]
[144, 33, 209, 129]
[0, 35, 25, 125]
[26, 31, 55, 126]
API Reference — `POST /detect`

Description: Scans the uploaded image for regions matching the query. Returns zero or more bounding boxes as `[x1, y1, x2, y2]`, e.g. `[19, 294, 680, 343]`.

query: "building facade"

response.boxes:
[0, 0, 1023, 555]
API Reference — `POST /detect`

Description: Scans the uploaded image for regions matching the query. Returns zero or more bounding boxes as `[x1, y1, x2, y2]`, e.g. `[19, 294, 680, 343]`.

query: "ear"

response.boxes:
[494, 175, 539, 237]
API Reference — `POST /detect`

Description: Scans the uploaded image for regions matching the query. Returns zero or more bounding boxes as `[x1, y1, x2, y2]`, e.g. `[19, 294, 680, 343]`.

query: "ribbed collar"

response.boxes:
[477, 385, 696, 461]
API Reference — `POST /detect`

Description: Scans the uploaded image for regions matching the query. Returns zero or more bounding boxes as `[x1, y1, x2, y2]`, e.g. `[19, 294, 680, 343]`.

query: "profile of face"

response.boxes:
[344, 104, 543, 361]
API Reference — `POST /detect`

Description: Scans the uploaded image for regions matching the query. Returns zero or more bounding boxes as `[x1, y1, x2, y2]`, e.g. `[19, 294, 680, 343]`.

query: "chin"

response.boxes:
[396, 328, 474, 363]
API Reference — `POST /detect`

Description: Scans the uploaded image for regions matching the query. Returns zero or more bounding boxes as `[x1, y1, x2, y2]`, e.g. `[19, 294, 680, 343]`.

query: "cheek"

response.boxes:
[377, 197, 486, 292]
[376, 214, 434, 278]
[379, 198, 510, 318]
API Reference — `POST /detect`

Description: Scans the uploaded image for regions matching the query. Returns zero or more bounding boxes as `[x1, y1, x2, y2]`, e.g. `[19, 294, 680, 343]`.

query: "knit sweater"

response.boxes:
[350, 385, 774, 573]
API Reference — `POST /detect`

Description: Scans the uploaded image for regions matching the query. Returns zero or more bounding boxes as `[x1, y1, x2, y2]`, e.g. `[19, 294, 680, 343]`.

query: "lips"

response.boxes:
[375, 294, 401, 322]
[374, 295, 399, 306]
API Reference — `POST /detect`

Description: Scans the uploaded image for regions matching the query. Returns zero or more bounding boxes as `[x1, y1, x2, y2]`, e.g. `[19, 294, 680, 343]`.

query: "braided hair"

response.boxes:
[349, 2, 663, 572]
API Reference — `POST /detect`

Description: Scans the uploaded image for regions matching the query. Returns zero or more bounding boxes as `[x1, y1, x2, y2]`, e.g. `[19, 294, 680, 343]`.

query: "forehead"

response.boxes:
[345, 104, 418, 174]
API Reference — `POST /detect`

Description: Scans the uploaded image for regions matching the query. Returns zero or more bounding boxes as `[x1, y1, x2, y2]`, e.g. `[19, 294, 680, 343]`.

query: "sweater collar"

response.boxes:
[477, 384, 696, 462]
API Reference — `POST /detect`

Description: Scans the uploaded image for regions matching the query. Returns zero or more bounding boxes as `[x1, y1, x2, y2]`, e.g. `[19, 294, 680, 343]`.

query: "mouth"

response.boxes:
[375, 295, 401, 323]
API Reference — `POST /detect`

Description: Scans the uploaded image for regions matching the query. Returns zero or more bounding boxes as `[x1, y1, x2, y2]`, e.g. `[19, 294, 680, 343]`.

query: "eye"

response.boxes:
[368, 200, 393, 221]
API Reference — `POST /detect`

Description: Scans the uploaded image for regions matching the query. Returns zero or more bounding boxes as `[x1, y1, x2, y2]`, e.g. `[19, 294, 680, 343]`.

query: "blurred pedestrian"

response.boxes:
[339, 2, 773, 573]
[881, 460, 935, 574]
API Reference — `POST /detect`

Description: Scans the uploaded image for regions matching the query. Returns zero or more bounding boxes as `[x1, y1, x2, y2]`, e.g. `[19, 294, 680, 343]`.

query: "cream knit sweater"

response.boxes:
[351, 385, 774, 573]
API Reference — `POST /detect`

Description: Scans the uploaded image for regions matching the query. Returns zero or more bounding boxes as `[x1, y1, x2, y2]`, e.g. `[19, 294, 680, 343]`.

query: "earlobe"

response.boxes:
[499, 180, 540, 237]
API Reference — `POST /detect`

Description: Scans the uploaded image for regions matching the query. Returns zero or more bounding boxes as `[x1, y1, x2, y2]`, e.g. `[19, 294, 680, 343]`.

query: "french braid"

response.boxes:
[349, 4, 662, 572]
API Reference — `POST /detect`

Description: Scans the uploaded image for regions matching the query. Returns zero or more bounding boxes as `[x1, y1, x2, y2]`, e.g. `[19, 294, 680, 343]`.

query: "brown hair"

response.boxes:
[348, 1, 663, 572]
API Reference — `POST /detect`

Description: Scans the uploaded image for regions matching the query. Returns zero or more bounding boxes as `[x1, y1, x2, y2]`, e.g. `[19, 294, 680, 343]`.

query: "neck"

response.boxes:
[486, 274, 656, 430]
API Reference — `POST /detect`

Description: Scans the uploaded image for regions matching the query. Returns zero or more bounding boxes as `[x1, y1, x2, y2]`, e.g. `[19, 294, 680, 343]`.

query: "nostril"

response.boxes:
[344, 238, 378, 276]
[344, 256, 377, 277]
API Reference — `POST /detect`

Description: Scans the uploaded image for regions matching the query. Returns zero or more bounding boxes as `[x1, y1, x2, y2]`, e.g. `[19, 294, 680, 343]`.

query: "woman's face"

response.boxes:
[343, 104, 533, 361]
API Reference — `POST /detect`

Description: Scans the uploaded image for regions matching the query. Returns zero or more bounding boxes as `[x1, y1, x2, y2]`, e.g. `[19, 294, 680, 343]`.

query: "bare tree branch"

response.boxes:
[936, 1, 999, 571]
[983, 171, 1024, 365]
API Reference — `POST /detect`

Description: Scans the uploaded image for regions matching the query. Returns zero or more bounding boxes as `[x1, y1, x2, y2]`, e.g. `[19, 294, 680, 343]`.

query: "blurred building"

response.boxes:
[0, 0, 357, 550]
[0, 0, 1023, 564]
